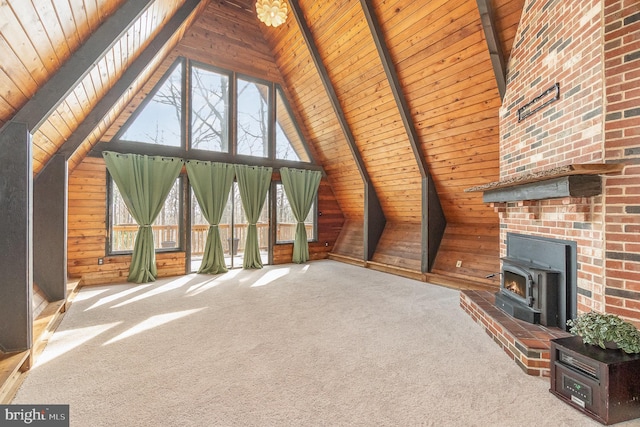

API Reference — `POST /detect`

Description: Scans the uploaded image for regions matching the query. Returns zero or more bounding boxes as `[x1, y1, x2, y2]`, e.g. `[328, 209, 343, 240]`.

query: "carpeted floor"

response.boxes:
[12, 260, 630, 426]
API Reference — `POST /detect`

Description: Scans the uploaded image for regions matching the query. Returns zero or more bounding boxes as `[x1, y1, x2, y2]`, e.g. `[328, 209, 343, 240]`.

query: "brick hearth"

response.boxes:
[460, 290, 571, 377]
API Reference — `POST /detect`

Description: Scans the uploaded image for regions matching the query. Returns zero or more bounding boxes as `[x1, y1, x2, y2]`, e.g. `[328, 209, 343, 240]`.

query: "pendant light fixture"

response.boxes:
[256, 0, 288, 27]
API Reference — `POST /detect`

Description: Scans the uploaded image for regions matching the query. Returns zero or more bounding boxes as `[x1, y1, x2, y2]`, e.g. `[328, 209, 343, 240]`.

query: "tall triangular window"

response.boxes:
[275, 86, 310, 162]
[237, 78, 269, 158]
[118, 61, 183, 147]
[191, 64, 230, 152]
[113, 60, 316, 166]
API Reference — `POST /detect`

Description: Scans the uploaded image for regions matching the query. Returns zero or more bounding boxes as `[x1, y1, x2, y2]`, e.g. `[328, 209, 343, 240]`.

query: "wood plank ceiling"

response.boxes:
[0, 0, 525, 282]
[0, 0, 207, 173]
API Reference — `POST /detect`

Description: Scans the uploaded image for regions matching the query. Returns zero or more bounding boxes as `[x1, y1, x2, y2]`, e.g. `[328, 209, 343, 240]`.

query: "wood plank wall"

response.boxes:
[294, 1, 425, 268]
[67, 157, 186, 285]
[369, 0, 521, 281]
[331, 220, 364, 260]
[259, 0, 525, 280]
[75, 0, 522, 284]
[371, 222, 421, 271]
[67, 157, 343, 285]
[70, 0, 345, 283]
[260, 0, 367, 256]
[273, 180, 345, 264]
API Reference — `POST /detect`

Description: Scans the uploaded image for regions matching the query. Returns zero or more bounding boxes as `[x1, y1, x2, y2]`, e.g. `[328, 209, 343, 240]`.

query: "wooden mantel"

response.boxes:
[465, 164, 625, 203]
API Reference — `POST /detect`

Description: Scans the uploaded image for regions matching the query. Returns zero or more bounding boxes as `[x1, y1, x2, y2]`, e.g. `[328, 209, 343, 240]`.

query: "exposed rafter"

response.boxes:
[476, 0, 507, 99]
[359, 0, 446, 272]
[359, 0, 428, 178]
[288, 1, 369, 184]
[0, 122, 32, 352]
[11, 0, 158, 133]
[57, 0, 205, 160]
[288, 0, 385, 260]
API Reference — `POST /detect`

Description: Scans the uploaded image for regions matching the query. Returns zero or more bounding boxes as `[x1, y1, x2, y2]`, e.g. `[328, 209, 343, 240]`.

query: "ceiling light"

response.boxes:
[256, 0, 288, 27]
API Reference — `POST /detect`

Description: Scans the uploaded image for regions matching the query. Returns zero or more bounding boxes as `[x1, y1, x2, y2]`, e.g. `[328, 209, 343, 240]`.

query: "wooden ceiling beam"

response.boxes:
[288, 1, 369, 184]
[56, 0, 205, 160]
[359, 0, 428, 178]
[359, 0, 446, 272]
[476, 0, 507, 100]
[11, 0, 158, 133]
[288, 0, 385, 261]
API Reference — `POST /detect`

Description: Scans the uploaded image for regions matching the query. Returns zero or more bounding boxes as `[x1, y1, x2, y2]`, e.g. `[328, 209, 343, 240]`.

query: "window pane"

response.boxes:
[189, 188, 234, 271]
[276, 183, 314, 243]
[110, 178, 181, 253]
[110, 182, 137, 252]
[237, 79, 269, 158]
[276, 88, 310, 162]
[232, 182, 269, 259]
[190, 189, 208, 262]
[191, 66, 230, 152]
[119, 64, 182, 146]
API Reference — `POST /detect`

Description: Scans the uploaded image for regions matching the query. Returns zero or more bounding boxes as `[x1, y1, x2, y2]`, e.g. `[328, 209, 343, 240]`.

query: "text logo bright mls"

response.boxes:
[1, 405, 69, 426]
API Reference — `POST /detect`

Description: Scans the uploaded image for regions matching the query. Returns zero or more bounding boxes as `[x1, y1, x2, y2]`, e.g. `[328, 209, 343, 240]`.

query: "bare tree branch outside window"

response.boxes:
[191, 67, 230, 151]
[237, 79, 269, 158]
[120, 65, 182, 146]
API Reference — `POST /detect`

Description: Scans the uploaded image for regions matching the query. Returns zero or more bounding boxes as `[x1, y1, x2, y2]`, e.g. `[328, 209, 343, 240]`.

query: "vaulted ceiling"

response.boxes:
[0, 0, 526, 282]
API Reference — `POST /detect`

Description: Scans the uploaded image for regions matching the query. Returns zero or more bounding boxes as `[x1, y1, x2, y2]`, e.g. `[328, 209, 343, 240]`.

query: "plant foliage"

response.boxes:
[567, 311, 640, 354]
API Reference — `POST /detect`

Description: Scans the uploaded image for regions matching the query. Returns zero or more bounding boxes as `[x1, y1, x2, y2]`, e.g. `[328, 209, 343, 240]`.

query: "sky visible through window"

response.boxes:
[237, 78, 269, 158]
[117, 61, 309, 163]
[191, 67, 229, 152]
[120, 65, 182, 146]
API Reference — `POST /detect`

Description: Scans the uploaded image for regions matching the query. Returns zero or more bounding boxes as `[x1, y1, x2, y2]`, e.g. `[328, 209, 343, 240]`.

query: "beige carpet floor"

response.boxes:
[12, 260, 630, 426]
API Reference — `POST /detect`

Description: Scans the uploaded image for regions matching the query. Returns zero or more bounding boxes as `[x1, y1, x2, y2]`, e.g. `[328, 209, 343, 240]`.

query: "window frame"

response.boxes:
[105, 57, 324, 263]
[106, 172, 185, 256]
[273, 181, 318, 245]
[188, 61, 233, 155]
[275, 84, 312, 163]
[235, 73, 273, 159]
[113, 59, 187, 149]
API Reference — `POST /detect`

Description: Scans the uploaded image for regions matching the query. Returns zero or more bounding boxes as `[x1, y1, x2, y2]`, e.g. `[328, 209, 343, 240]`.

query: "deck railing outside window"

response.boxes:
[111, 223, 310, 254]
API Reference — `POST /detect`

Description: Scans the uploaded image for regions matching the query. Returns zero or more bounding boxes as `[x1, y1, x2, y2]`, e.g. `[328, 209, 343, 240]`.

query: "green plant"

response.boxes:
[567, 311, 640, 354]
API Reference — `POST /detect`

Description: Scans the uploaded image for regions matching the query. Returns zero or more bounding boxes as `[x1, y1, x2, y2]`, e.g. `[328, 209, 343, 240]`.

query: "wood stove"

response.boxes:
[495, 257, 559, 326]
[494, 233, 578, 329]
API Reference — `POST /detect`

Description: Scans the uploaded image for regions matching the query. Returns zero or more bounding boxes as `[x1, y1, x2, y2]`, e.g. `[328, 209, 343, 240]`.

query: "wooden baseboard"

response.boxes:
[29, 300, 67, 371]
[329, 255, 498, 292]
[425, 272, 498, 291]
[0, 351, 30, 404]
[365, 261, 424, 281]
[65, 280, 81, 311]
[0, 279, 82, 403]
[328, 252, 366, 267]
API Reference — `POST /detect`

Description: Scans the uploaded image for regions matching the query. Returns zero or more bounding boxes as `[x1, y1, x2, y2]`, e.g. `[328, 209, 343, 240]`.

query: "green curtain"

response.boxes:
[234, 165, 272, 269]
[185, 161, 235, 274]
[103, 151, 183, 283]
[280, 168, 322, 263]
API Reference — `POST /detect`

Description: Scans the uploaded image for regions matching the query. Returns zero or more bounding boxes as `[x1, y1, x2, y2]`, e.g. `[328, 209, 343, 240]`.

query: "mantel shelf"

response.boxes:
[464, 163, 625, 203]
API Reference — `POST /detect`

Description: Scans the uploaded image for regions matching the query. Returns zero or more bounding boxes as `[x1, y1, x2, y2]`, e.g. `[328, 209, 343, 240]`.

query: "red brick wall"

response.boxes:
[603, 0, 640, 323]
[499, 0, 607, 315]
[498, 0, 640, 325]
[500, 0, 605, 177]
